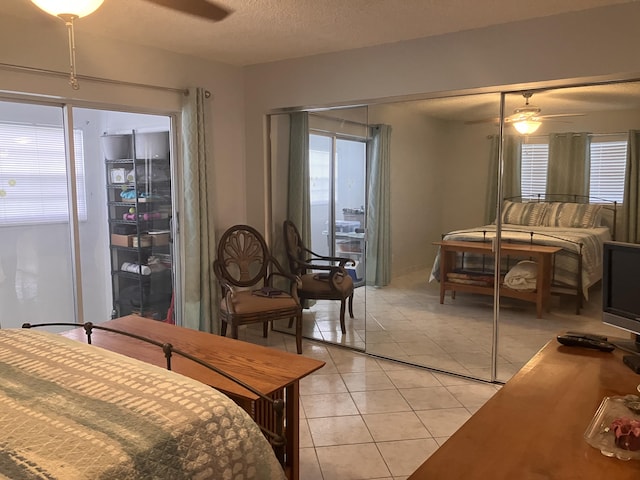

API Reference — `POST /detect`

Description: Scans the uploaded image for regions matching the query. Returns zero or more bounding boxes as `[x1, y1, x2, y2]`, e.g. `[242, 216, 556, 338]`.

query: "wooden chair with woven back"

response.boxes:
[213, 224, 304, 354]
[282, 219, 355, 335]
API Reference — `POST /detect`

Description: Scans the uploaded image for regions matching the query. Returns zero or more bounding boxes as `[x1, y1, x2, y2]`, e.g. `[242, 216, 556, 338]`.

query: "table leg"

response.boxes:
[286, 382, 300, 480]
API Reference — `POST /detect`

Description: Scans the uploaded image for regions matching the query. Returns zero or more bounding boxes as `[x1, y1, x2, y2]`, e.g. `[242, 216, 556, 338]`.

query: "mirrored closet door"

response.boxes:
[267, 79, 640, 384]
[268, 107, 369, 350]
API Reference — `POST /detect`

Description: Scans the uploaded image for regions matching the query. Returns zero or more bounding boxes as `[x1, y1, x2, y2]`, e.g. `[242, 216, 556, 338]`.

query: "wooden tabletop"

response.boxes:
[409, 339, 640, 479]
[61, 315, 325, 401]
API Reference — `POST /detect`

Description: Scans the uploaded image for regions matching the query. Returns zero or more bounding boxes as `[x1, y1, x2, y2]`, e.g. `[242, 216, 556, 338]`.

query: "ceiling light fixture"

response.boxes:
[30, 0, 105, 90]
[512, 119, 542, 135]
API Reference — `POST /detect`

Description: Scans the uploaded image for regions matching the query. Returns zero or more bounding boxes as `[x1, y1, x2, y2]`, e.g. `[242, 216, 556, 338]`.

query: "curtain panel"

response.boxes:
[623, 130, 640, 243]
[484, 135, 522, 224]
[546, 132, 590, 198]
[182, 87, 217, 333]
[366, 124, 391, 287]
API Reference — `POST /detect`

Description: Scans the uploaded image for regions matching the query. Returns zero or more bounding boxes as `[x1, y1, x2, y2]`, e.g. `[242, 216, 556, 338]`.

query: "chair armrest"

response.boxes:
[301, 246, 355, 267]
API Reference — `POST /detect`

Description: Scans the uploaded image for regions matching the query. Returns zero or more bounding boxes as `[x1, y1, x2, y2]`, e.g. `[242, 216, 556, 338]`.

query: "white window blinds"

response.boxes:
[589, 139, 627, 203]
[0, 123, 86, 226]
[520, 142, 549, 197]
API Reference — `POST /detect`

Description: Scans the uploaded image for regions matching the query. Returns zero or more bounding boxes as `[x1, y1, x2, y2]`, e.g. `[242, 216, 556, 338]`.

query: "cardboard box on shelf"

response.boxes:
[111, 234, 134, 247]
[148, 231, 170, 246]
[132, 234, 152, 248]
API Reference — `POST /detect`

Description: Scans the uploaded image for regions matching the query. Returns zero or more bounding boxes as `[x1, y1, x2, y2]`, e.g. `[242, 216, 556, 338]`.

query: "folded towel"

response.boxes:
[504, 260, 537, 292]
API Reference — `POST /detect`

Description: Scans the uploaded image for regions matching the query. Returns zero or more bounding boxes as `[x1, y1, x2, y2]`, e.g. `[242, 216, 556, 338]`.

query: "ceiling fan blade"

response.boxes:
[538, 113, 586, 119]
[143, 0, 231, 21]
[464, 117, 499, 125]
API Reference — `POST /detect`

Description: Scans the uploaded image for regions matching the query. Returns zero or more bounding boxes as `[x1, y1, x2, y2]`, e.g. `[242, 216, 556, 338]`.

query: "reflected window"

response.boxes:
[520, 134, 627, 202]
[0, 123, 86, 225]
[521, 141, 548, 197]
[309, 134, 331, 205]
[590, 138, 627, 202]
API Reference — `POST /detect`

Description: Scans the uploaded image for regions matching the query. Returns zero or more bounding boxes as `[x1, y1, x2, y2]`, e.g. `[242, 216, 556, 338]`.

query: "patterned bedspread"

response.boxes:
[429, 224, 612, 299]
[0, 329, 286, 480]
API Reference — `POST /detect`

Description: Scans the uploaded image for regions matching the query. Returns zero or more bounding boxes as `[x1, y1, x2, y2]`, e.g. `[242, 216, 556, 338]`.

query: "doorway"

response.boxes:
[0, 99, 178, 329]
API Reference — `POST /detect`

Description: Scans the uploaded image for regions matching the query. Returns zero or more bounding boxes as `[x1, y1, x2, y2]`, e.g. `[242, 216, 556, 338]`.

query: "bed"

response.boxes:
[430, 196, 617, 312]
[0, 326, 286, 480]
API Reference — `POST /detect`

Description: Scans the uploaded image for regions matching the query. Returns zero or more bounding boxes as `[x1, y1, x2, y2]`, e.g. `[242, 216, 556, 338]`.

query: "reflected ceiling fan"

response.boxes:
[30, 0, 232, 89]
[467, 91, 584, 134]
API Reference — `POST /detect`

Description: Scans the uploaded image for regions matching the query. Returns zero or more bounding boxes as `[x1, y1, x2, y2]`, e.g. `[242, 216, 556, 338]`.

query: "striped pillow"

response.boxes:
[501, 201, 547, 226]
[543, 202, 602, 228]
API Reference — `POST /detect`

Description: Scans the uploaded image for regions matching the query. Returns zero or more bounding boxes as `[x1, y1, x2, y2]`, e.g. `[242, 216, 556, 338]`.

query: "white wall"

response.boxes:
[0, 13, 247, 233]
[244, 2, 640, 233]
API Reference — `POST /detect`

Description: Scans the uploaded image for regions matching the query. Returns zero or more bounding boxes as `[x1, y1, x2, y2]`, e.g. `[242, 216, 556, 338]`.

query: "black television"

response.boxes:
[602, 241, 640, 354]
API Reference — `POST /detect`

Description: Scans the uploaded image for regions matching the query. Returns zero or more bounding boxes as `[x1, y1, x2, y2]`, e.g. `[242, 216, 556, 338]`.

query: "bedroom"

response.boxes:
[3, 1, 640, 477]
[2, 0, 640, 382]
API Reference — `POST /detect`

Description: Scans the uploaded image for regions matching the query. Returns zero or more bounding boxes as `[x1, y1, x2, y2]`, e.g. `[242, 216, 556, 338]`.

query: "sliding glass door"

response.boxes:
[309, 132, 366, 285]
[0, 101, 77, 328]
[0, 99, 177, 329]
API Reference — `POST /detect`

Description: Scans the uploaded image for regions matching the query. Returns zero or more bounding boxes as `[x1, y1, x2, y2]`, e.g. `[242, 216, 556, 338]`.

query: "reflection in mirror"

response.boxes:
[269, 107, 368, 351]
[364, 93, 502, 381]
[494, 82, 640, 382]
[267, 79, 640, 384]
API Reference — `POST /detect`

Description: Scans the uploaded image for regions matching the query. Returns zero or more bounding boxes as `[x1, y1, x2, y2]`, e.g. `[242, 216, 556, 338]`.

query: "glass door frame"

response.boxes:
[0, 92, 182, 327]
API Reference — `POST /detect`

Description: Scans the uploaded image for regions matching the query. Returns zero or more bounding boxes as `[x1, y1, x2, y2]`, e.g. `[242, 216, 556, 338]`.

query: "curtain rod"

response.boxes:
[310, 112, 369, 128]
[0, 62, 190, 96]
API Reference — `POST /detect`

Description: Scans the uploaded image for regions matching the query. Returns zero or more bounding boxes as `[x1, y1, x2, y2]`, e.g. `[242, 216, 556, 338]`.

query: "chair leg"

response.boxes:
[339, 300, 347, 335]
[221, 320, 228, 337]
[348, 293, 354, 318]
[231, 324, 239, 339]
[288, 317, 294, 328]
[295, 312, 302, 354]
[263, 322, 269, 338]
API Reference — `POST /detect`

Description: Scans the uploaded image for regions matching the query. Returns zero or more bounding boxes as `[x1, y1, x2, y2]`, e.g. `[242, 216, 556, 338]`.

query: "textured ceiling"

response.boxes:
[6, 0, 636, 66]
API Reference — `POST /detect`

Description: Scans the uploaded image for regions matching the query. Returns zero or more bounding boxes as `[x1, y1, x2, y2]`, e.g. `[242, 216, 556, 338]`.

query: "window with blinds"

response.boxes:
[589, 139, 627, 203]
[520, 136, 627, 203]
[521, 142, 549, 197]
[0, 123, 86, 226]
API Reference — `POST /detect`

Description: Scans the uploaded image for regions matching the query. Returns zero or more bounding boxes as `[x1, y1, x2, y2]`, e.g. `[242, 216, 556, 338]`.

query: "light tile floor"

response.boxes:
[237, 325, 502, 480]
[233, 268, 624, 478]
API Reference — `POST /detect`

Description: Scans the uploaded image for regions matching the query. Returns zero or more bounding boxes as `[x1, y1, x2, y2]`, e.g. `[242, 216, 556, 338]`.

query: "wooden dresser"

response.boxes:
[409, 339, 640, 479]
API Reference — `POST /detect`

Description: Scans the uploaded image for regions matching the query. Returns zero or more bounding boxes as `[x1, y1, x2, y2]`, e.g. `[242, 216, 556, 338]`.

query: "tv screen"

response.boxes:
[602, 241, 640, 354]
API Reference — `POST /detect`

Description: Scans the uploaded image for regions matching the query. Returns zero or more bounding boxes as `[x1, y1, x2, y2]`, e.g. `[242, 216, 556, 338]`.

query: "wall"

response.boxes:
[243, 2, 640, 236]
[0, 13, 247, 234]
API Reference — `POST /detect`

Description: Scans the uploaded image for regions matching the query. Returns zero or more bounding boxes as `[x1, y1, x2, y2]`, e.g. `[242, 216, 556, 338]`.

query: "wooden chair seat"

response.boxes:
[299, 273, 354, 297]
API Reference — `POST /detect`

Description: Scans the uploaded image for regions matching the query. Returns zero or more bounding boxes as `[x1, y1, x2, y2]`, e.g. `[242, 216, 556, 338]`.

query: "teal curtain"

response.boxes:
[287, 112, 311, 245]
[484, 135, 522, 224]
[546, 132, 590, 198]
[182, 87, 217, 333]
[623, 130, 640, 243]
[366, 124, 391, 287]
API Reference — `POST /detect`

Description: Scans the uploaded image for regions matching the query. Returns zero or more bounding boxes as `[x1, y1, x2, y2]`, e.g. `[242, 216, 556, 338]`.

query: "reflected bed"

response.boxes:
[430, 198, 616, 312]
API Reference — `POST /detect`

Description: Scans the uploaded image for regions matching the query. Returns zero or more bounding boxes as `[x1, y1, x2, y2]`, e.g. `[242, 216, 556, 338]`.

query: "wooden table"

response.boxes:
[409, 340, 640, 479]
[61, 315, 325, 480]
[435, 240, 562, 318]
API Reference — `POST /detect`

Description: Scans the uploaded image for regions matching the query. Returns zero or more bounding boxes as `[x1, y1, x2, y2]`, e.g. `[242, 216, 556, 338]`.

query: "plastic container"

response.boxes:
[135, 131, 170, 159]
[584, 395, 640, 460]
[102, 134, 133, 160]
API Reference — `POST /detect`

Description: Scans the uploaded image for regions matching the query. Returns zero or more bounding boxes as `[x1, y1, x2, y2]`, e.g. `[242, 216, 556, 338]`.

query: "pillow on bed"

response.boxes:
[543, 202, 602, 228]
[501, 200, 548, 226]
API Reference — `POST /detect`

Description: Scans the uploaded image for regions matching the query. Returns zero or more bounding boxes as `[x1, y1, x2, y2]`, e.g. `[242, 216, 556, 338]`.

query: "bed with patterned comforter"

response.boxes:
[429, 223, 612, 300]
[0, 328, 285, 480]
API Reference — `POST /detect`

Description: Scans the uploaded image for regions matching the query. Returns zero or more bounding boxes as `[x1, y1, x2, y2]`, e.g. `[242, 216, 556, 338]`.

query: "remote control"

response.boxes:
[556, 334, 615, 352]
[564, 331, 608, 342]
